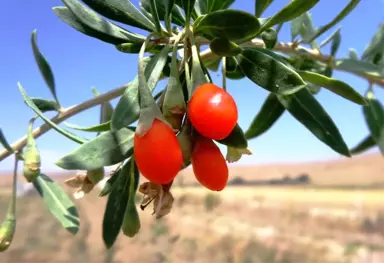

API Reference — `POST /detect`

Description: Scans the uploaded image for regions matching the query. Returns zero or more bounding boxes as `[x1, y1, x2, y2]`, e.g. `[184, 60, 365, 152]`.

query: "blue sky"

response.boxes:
[0, 0, 383, 172]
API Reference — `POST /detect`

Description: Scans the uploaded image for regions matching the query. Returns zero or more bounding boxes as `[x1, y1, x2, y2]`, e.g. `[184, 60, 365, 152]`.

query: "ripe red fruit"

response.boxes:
[188, 83, 238, 140]
[191, 136, 229, 191]
[134, 119, 183, 184]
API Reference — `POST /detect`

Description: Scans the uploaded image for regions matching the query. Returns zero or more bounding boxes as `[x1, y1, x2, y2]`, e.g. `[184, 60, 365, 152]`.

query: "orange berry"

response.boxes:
[188, 83, 238, 140]
[191, 136, 229, 191]
[134, 119, 183, 184]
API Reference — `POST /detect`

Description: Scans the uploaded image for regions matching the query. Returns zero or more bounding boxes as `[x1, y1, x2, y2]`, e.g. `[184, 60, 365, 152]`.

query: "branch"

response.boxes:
[1, 38, 383, 163]
[199, 38, 384, 88]
[0, 84, 128, 162]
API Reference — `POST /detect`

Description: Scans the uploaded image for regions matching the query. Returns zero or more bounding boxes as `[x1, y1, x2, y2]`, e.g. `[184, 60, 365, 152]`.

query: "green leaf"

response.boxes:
[102, 159, 132, 248]
[64, 121, 111, 133]
[216, 123, 248, 149]
[164, 0, 175, 31]
[55, 127, 134, 170]
[225, 57, 246, 80]
[319, 28, 341, 48]
[122, 159, 141, 237]
[363, 96, 384, 155]
[54, 3, 144, 45]
[350, 135, 376, 155]
[111, 46, 170, 131]
[202, 53, 221, 71]
[277, 89, 350, 157]
[80, 0, 156, 31]
[177, 0, 196, 23]
[32, 173, 80, 234]
[31, 30, 59, 104]
[140, 0, 186, 26]
[291, 12, 317, 48]
[335, 59, 384, 77]
[193, 9, 261, 43]
[236, 48, 306, 95]
[194, 0, 234, 15]
[99, 167, 121, 197]
[245, 93, 285, 139]
[209, 37, 242, 57]
[92, 88, 114, 125]
[0, 128, 14, 154]
[18, 83, 87, 144]
[149, 0, 163, 33]
[361, 23, 384, 63]
[261, 28, 277, 49]
[30, 98, 60, 112]
[297, 71, 367, 106]
[255, 0, 273, 17]
[259, 0, 319, 33]
[306, 0, 361, 44]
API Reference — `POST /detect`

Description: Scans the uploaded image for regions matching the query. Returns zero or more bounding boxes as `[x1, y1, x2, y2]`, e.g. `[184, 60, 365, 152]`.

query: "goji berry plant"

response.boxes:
[1, 0, 384, 251]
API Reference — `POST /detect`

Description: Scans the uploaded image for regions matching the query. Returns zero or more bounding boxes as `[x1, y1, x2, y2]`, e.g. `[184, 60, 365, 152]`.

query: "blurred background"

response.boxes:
[1, 0, 384, 262]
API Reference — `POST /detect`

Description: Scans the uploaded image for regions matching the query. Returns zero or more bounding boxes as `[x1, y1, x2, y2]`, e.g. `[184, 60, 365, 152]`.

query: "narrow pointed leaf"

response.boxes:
[64, 121, 111, 133]
[56, 2, 144, 45]
[245, 93, 285, 139]
[236, 48, 306, 95]
[217, 123, 248, 149]
[31, 30, 58, 104]
[209, 37, 242, 57]
[255, 0, 273, 17]
[164, 0, 175, 31]
[350, 135, 376, 155]
[0, 128, 14, 154]
[306, 0, 361, 43]
[55, 127, 134, 170]
[335, 59, 383, 77]
[149, 0, 163, 33]
[111, 46, 170, 131]
[140, 0, 186, 26]
[259, 0, 319, 33]
[297, 71, 367, 106]
[99, 168, 121, 197]
[80, 0, 156, 31]
[361, 23, 384, 62]
[177, 0, 196, 23]
[291, 12, 317, 47]
[261, 28, 277, 49]
[319, 28, 341, 48]
[363, 96, 384, 155]
[92, 88, 114, 124]
[32, 173, 80, 234]
[193, 9, 261, 43]
[18, 83, 87, 144]
[31, 98, 60, 112]
[277, 89, 350, 157]
[102, 159, 132, 248]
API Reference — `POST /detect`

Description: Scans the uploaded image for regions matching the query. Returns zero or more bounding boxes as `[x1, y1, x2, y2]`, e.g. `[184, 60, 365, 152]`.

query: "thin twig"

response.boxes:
[1, 37, 384, 163]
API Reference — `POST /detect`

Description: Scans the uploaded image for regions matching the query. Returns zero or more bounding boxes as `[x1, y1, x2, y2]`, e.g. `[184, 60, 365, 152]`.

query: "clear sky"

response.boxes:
[0, 0, 383, 172]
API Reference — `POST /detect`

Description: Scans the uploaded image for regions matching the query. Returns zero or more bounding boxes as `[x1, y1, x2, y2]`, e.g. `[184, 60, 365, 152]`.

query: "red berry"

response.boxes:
[134, 119, 183, 184]
[188, 83, 238, 140]
[191, 136, 229, 191]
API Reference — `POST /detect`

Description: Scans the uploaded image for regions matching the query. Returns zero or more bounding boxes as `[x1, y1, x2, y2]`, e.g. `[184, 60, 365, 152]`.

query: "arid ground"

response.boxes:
[0, 152, 383, 263]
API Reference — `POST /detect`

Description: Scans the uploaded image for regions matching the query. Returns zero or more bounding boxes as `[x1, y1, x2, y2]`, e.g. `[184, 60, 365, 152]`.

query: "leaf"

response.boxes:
[319, 27, 341, 48]
[202, 53, 221, 71]
[194, 0, 235, 15]
[30, 98, 60, 113]
[261, 28, 277, 49]
[99, 167, 121, 197]
[111, 46, 171, 131]
[216, 123, 248, 149]
[140, 0, 186, 26]
[91, 88, 114, 125]
[193, 9, 261, 43]
[149, 0, 163, 33]
[306, 0, 361, 43]
[363, 96, 384, 155]
[177, 0, 196, 22]
[335, 59, 383, 77]
[330, 29, 341, 57]
[164, 0, 175, 31]
[55, 2, 144, 45]
[64, 121, 111, 133]
[80, 0, 155, 31]
[0, 128, 14, 154]
[348, 48, 359, 60]
[209, 37, 242, 57]
[255, 0, 273, 18]
[32, 173, 80, 234]
[225, 57, 246, 80]
[350, 135, 376, 155]
[259, 0, 319, 33]
[277, 88, 350, 157]
[361, 23, 384, 63]
[18, 83, 87, 144]
[102, 159, 131, 248]
[291, 12, 317, 48]
[245, 93, 285, 139]
[55, 127, 134, 170]
[31, 30, 58, 104]
[297, 71, 367, 106]
[236, 48, 306, 95]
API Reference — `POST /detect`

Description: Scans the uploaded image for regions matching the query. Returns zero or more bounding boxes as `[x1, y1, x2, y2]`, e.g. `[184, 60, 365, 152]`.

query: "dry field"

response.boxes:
[0, 153, 383, 263]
